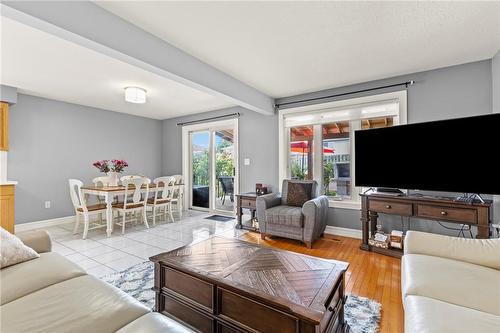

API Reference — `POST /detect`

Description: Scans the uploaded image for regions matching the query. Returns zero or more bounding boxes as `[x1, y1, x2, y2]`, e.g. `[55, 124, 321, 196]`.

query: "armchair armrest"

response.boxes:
[17, 230, 52, 253]
[404, 231, 500, 270]
[302, 196, 329, 246]
[256, 193, 281, 233]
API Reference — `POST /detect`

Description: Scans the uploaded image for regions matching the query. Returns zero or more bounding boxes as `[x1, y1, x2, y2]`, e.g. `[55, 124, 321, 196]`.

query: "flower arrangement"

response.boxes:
[92, 159, 128, 174]
[93, 160, 110, 173]
[110, 159, 128, 173]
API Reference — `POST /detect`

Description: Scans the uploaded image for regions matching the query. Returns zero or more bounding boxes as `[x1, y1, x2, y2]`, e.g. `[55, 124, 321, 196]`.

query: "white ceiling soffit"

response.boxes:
[0, 1, 275, 115]
[0, 17, 233, 119]
[96, 1, 500, 98]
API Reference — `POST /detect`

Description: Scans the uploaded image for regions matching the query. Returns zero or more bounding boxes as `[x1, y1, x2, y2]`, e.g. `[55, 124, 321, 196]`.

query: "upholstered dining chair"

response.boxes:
[68, 179, 107, 239]
[256, 179, 328, 248]
[147, 176, 176, 225]
[112, 177, 150, 234]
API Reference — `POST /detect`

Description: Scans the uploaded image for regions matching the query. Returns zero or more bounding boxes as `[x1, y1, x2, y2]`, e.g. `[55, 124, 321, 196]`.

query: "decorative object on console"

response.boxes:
[255, 183, 269, 195]
[390, 230, 404, 249]
[368, 224, 389, 249]
[92, 159, 128, 186]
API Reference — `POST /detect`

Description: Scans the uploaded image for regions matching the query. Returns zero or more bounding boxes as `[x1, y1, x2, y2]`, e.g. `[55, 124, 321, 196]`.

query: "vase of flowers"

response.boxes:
[93, 159, 128, 186]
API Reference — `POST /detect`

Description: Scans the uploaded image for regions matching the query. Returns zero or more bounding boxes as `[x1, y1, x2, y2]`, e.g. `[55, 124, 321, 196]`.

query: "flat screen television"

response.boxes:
[354, 113, 500, 195]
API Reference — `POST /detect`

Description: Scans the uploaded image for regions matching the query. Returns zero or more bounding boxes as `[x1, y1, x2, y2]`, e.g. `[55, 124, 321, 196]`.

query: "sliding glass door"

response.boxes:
[214, 129, 235, 212]
[190, 131, 210, 209]
[185, 119, 238, 215]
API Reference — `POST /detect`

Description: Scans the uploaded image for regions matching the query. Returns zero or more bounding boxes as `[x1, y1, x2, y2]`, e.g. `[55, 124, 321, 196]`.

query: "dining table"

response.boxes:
[81, 183, 184, 237]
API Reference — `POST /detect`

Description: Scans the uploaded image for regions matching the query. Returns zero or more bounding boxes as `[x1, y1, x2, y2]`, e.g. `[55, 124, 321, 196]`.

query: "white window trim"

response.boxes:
[278, 90, 408, 210]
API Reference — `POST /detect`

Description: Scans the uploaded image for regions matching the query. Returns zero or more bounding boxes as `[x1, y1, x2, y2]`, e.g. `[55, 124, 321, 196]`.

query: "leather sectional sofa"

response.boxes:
[402, 231, 500, 332]
[0, 230, 192, 333]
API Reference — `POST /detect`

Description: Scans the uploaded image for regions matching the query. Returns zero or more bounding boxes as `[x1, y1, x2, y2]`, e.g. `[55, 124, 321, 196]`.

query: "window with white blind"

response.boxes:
[278, 91, 407, 209]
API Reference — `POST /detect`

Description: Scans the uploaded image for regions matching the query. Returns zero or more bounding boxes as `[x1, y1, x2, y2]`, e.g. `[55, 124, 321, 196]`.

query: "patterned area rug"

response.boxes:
[102, 261, 381, 333]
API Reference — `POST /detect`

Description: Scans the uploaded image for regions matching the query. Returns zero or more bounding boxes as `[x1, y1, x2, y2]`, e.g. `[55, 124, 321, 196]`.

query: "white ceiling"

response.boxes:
[0, 17, 233, 120]
[96, 1, 500, 98]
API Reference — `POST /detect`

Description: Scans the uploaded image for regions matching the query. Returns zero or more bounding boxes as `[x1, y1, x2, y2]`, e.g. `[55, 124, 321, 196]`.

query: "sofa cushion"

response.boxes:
[17, 230, 52, 253]
[116, 312, 194, 333]
[265, 205, 303, 227]
[0, 252, 86, 305]
[404, 295, 500, 333]
[0, 275, 150, 333]
[402, 254, 500, 316]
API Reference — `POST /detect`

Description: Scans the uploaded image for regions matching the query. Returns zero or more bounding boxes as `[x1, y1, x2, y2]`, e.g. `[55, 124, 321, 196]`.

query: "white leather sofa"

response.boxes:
[402, 231, 500, 333]
[0, 230, 193, 333]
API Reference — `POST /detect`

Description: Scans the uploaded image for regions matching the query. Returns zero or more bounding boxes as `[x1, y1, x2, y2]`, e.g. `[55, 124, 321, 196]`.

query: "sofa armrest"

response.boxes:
[256, 193, 281, 233]
[404, 231, 500, 270]
[17, 230, 52, 253]
[302, 196, 329, 244]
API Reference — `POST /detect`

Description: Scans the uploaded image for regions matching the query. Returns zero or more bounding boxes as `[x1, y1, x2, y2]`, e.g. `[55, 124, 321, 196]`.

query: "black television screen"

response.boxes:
[354, 113, 500, 194]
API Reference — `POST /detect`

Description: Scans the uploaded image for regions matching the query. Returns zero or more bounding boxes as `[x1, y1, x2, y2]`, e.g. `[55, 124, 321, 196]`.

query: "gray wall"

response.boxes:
[162, 60, 493, 235]
[9, 94, 163, 224]
[0, 85, 17, 104]
[162, 106, 279, 194]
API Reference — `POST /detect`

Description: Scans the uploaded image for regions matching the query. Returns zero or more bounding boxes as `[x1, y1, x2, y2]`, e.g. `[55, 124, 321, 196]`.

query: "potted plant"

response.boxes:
[93, 159, 128, 186]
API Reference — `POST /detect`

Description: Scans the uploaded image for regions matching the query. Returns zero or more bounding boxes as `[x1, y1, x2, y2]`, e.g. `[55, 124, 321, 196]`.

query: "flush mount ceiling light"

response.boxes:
[124, 86, 147, 104]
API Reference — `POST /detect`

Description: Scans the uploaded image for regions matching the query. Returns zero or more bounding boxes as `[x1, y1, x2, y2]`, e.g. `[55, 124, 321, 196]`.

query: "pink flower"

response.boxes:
[93, 160, 110, 173]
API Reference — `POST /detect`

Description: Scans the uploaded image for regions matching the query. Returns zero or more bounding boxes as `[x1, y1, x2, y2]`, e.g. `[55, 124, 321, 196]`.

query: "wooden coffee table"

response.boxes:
[150, 237, 349, 333]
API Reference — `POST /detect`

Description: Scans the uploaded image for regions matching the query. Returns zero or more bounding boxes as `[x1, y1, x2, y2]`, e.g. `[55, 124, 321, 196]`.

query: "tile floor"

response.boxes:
[41, 211, 247, 278]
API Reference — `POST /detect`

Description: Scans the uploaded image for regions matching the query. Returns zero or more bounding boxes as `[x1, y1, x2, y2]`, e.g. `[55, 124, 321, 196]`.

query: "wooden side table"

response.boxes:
[235, 192, 259, 231]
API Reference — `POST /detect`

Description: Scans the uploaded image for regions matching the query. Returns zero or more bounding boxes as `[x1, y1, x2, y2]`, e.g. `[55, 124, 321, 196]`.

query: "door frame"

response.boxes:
[181, 118, 239, 215]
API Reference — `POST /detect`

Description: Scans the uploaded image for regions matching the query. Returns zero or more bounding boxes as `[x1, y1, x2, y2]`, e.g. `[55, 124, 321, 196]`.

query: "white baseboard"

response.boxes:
[15, 216, 75, 232]
[325, 225, 362, 239]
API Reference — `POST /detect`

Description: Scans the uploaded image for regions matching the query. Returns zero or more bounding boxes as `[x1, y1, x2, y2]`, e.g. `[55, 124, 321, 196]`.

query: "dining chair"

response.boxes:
[120, 175, 146, 206]
[68, 179, 107, 239]
[93, 176, 111, 186]
[170, 174, 184, 219]
[91, 176, 110, 223]
[120, 175, 145, 182]
[147, 176, 176, 225]
[112, 177, 150, 234]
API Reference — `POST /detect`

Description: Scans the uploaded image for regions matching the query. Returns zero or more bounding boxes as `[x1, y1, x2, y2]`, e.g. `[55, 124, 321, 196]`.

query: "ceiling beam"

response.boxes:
[1, 1, 275, 115]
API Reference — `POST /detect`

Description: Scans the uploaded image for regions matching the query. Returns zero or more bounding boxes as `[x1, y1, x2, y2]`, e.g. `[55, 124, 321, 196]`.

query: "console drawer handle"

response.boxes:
[385, 205, 391, 209]
[441, 211, 447, 216]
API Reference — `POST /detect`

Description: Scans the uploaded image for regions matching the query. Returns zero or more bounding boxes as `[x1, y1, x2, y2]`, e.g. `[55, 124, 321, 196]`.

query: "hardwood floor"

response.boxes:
[240, 232, 404, 333]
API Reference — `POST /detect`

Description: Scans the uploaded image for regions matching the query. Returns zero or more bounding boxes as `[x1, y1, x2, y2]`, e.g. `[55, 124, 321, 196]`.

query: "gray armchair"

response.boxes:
[256, 179, 329, 248]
